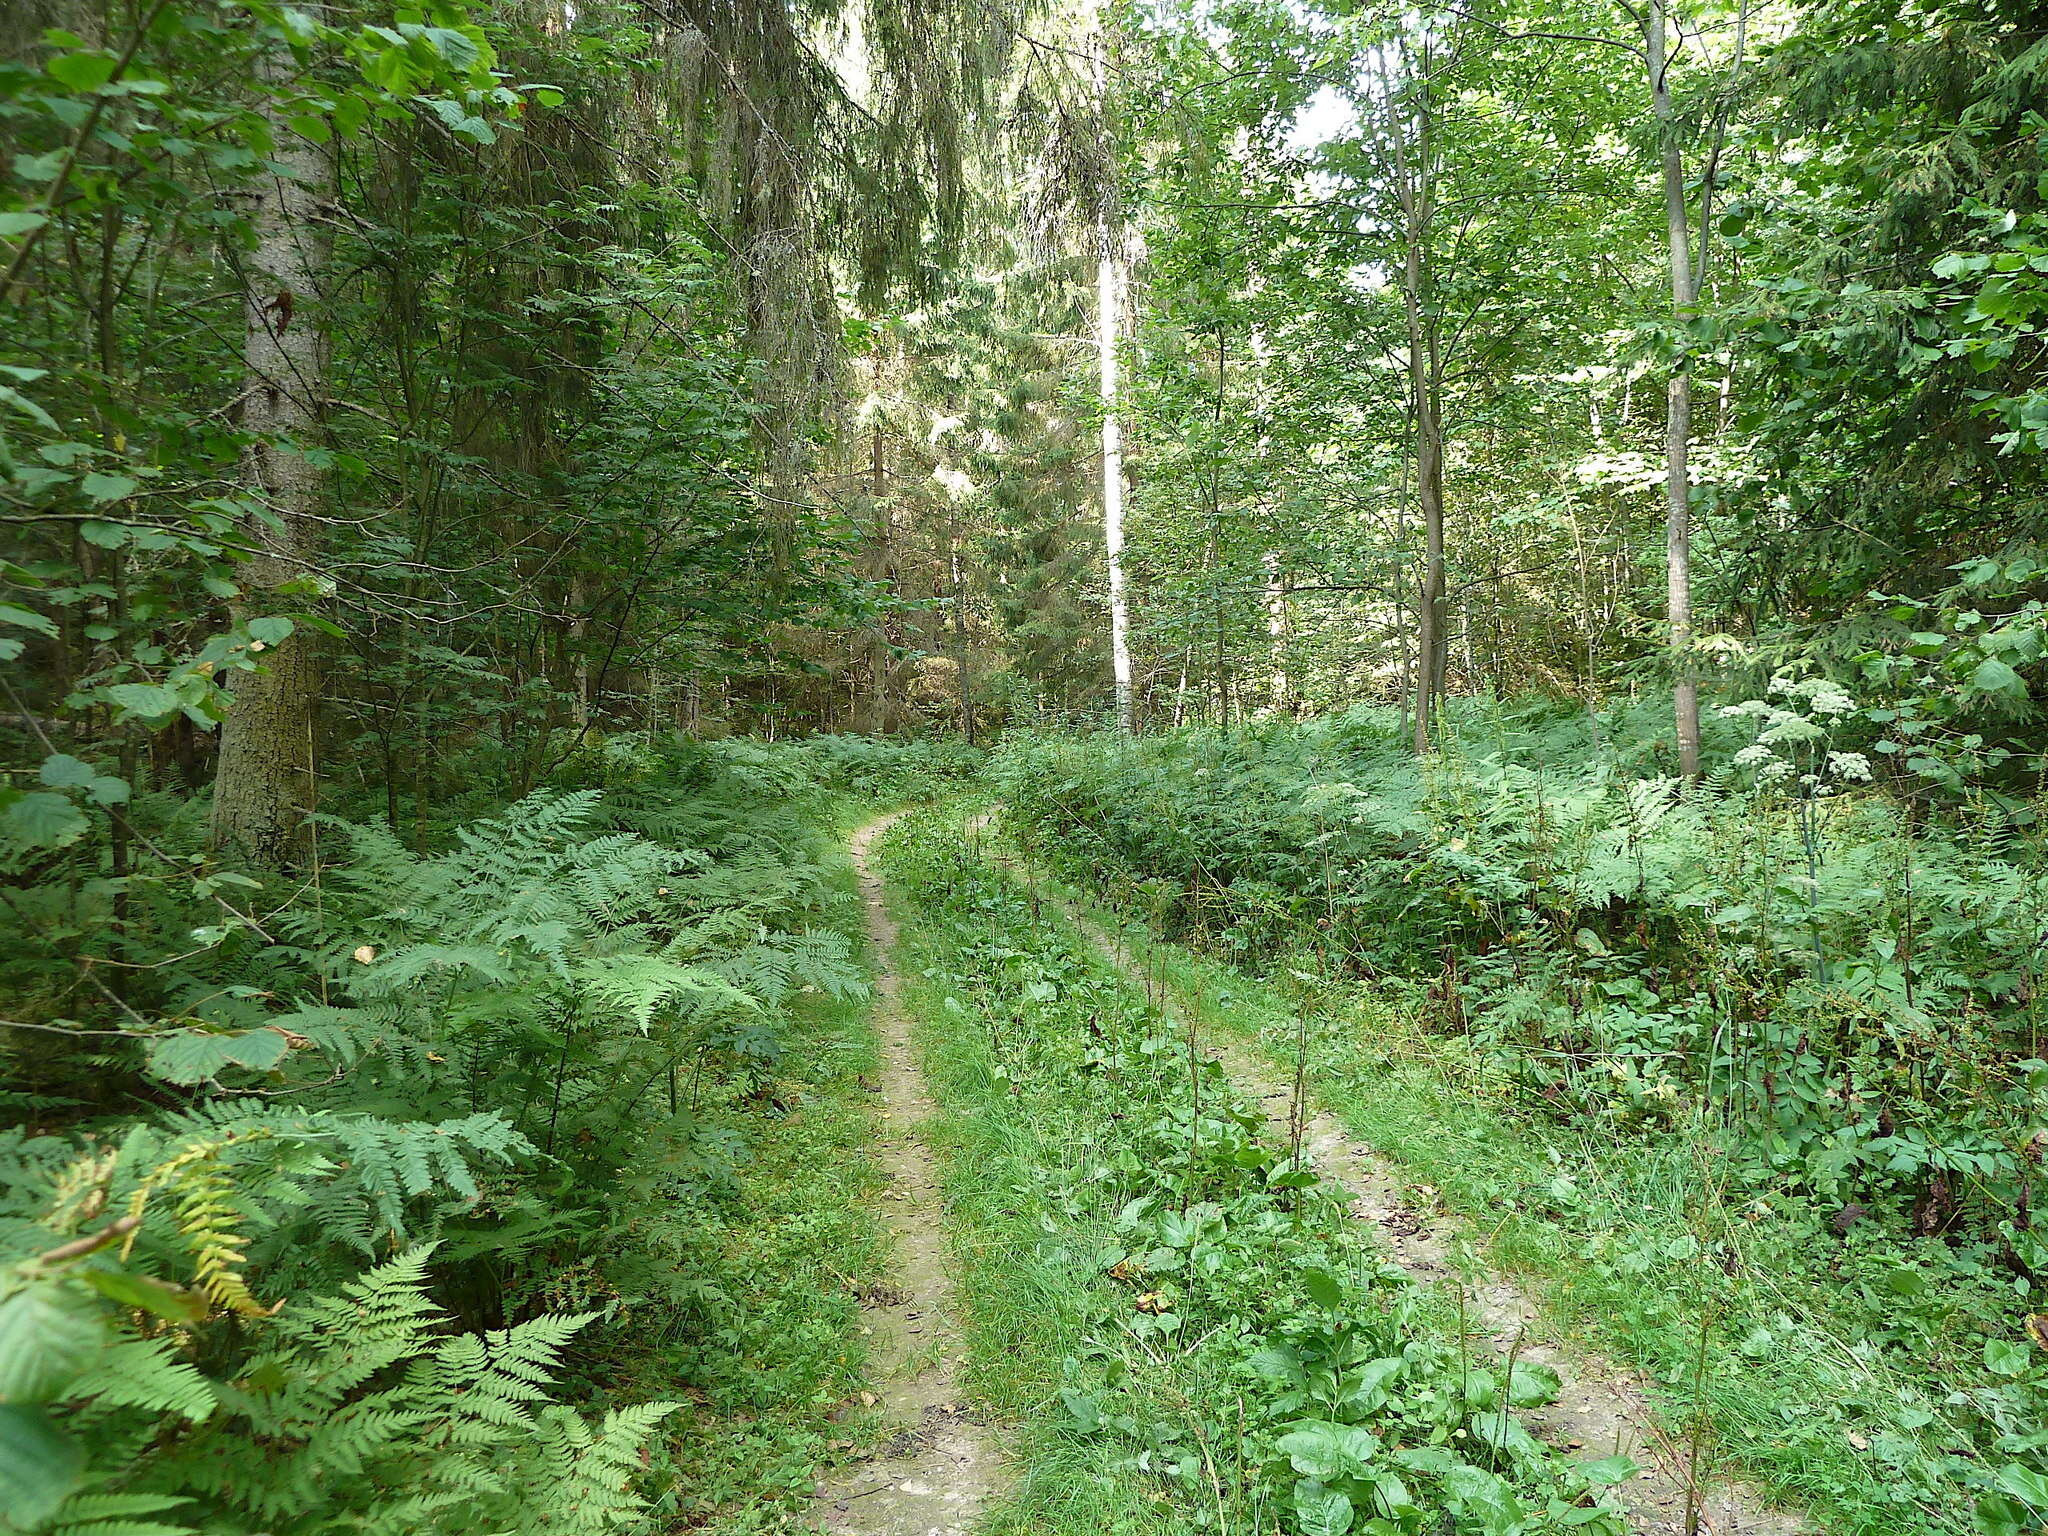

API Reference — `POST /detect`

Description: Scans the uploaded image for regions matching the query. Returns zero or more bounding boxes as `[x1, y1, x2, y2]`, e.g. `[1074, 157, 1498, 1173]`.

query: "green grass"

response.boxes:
[639, 821, 890, 1532]
[884, 813, 1236, 1535]
[879, 803, 1638, 1536]
[1039, 866, 1991, 1536]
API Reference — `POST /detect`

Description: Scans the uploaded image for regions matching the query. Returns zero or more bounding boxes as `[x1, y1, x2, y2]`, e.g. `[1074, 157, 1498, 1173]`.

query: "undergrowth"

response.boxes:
[996, 700, 2048, 1535]
[884, 802, 1637, 1536]
[0, 733, 968, 1533]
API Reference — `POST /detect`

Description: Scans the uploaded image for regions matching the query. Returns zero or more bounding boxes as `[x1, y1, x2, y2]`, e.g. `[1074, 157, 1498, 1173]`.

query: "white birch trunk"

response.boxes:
[1098, 228, 1134, 733]
[1647, 0, 1701, 778]
[1094, 30, 1134, 734]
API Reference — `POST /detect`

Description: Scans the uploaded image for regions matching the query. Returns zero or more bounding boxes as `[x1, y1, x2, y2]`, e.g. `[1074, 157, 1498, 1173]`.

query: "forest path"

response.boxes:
[811, 814, 1001, 1535]
[970, 810, 1805, 1536]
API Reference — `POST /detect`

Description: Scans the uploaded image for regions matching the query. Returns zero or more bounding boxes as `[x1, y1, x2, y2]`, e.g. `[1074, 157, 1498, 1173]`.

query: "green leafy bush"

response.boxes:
[0, 735, 876, 1531]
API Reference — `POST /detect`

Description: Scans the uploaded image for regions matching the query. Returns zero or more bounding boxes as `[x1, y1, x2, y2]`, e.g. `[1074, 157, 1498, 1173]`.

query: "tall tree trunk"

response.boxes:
[863, 421, 893, 734]
[1095, 34, 1135, 734]
[1394, 74, 1446, 755]
[1264, 548, 1292, 714]
[1395, 459, 1413, 740]
[570, 571, 593, 728]
[210, 20, 329, 864]
[1098, 226, 1134, 734]
[949, 516, 976, 744]
[1647, 0, 1700, 778]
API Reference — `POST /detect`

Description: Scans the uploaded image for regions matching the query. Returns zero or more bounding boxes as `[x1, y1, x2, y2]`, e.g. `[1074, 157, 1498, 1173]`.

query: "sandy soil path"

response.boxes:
[811, 814, 1002, 1536]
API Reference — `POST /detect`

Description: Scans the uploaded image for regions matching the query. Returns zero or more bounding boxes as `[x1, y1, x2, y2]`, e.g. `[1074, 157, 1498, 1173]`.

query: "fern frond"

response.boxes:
[572, 955, 759, 1031]
[48, 1490, 194, 1536]
[67, 1333, 215, 1421]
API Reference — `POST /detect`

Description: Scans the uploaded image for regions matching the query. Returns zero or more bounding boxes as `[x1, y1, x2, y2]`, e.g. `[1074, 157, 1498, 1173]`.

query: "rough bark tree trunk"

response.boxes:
[210, 20, 330, 864]
[1394, 76, 1447, 755]
[863, 420, 893, 734]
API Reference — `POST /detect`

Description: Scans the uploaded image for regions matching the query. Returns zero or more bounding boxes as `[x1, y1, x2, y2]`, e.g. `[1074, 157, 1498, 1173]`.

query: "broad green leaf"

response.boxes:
[1277, 1419, 1380, 1479]
[1971, 656, 2029, 701]
[1578, 1455, 1638, 1487]
[81, 1269, 209, 1324]
[101, 682, 180, 720]
[2, 790, 88, 848]
[0, 603, 56, 636]
[1244, 1345, 1304, 1385]
[1977, 1490, 2034, 1536]
[0, 1404, 83, 1525]
[1300, 1266, 1344, 1310]
[1057, 1389, 1100, 1432]
[1985, 1339, 2032, 1377]
[0, 211, 48, 238]
[1467, 1409, 1545, 1461]
[79, 472, 138, 503]
[85, 775, 129, 806]
[247, 615, 296, 645]
[1994, 1462, 2048, 1509]
[1443, 1463, 1527, 1536]
[0, 384, 58, 429]
[1292, 1481, 1354, 1536]
[37, 753, 94, 790]
[1336, 1356, 1403, 1415]
[144, 1027, 292, 1085]
[1506, 1358, 1563, 1408]
[46, 51, 117, 91]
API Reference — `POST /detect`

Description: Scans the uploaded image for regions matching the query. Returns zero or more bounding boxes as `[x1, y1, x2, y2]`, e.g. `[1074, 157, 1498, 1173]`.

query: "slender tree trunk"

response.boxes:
[210, 18, 329, 864]
[1098, 232, 1134, 732]
[1395, 468, 1413, 739]
[949, 517, 975, 745]
[1264, 549, 1292, 714]
[1395, 85, 1447, 756]
[1647, 0, 1700, 778]
[570, 571, 593, 727]
[1094, 35, 1135, 734]
[864, 420, 892, 734]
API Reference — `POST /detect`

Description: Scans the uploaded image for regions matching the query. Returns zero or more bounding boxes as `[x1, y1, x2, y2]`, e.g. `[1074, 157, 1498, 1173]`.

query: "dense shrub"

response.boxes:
[999, 699, 2048, 1239]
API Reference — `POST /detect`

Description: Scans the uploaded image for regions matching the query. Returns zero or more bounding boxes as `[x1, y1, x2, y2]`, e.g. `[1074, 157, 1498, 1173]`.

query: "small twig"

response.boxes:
[30, 1215, 141, 1267]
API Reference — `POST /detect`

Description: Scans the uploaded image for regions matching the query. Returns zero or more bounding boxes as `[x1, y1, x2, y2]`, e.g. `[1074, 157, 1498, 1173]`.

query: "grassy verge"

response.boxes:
[1022, 846, 1990, 1536]
[880, 802, 1636, 1536]
[635, 806, 889, 1532]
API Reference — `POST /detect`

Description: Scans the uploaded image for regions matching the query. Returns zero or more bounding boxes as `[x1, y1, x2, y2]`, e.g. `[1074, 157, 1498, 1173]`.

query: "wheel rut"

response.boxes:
[811, 813, 1001, 1536]
[972, 809, 1806, 1536]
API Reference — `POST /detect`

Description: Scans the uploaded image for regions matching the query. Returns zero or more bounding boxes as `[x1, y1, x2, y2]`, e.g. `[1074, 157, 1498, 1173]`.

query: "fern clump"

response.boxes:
[998, 698, 2048, 1228]
[1, 740, 871, 1532]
